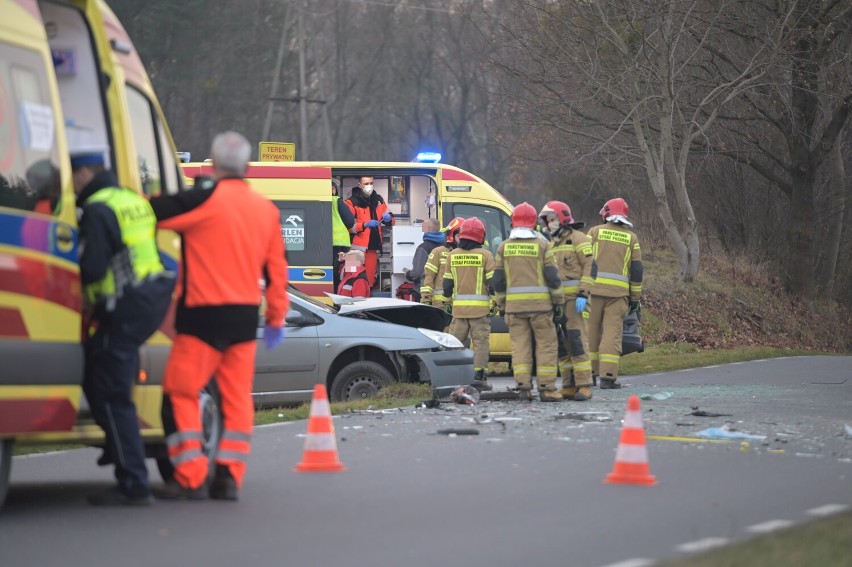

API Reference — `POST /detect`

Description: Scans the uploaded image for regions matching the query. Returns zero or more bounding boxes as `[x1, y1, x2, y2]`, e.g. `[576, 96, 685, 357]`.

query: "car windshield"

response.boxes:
[288, 285, 337, 314]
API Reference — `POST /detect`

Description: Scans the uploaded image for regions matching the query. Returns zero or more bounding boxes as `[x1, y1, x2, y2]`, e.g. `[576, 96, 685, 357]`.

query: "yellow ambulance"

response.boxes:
[0, 0, 186, 507]
[180, 159, 515, 361]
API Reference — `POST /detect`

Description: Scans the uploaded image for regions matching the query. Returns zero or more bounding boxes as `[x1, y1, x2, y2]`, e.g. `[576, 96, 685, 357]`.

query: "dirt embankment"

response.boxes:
[638, 252, 852, 353]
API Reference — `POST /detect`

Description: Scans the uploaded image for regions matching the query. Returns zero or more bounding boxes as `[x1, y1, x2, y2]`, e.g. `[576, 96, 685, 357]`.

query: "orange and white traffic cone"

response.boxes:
[604, 395, 656, 486]
[294, 384, 346, 473]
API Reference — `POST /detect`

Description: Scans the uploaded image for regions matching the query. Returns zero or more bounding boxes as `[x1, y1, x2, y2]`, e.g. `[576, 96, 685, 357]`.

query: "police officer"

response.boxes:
[420, 216, 464, 309]
[73, 147, 176, 506]
[586, 197, 643, 389]
[493, 203, 564, 401]
[539, 201, 596, 401]
[443, 218, 495, 392]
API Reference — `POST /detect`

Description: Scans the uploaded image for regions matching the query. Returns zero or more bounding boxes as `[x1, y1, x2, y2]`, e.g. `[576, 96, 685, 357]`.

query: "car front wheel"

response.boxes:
[330, 361, 394, 402]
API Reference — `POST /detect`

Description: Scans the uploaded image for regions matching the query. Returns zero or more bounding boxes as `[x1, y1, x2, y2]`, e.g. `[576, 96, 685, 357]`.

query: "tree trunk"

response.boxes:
[819, 128, 846, 292]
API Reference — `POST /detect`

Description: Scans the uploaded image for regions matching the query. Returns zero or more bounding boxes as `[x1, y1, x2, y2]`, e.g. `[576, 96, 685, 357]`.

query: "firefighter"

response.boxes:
[338, 250, 371, 298]
[72, 148, 176, 506]
[149, 131, 289, 501]
[420, 216, 464, 309]
[345, 176, 395, 289]
[443, 218, 495, 392]
[539, 201, 596, 401]
[493, 203, 564, 401]
[586, 197, 642, 389]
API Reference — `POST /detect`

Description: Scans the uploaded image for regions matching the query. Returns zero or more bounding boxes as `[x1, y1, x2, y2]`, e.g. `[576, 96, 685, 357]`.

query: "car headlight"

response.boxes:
[418, 328, 464, 349]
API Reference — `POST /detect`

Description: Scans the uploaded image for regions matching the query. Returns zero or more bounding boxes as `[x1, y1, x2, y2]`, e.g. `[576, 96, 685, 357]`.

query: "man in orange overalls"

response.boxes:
[149, 131, 289, 501]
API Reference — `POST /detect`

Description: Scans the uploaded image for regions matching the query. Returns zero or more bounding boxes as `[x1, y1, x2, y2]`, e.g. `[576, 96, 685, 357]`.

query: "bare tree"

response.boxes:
[711, 0, 852, 293]
[475, 0, 790, 281]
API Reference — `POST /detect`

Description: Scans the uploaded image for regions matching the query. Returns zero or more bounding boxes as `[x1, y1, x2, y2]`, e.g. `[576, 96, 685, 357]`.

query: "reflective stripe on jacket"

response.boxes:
[493, 237, 563, 313]
[420, 245, 449, 306]
[443, 247, 495, 318]
[587, 222, 642, 300]
[552, 228, 596, 298]
[83, 187, 164, 307]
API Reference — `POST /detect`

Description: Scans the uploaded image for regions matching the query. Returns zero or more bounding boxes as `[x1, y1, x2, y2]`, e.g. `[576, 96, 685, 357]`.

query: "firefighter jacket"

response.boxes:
[420, 244, 450, 306]
[150, 177, 290, 344]
[443, 240, 495, 318]
[586, 221, 642, 301]
[407, 231, 445, 297]
[77, 171, 168, 310]
[338, 267, 370, 298]
[493, 229, 563, 313]
[552, 228, 596, 299]
[332, 195, 356, 247]
[345, 187, 394, 251]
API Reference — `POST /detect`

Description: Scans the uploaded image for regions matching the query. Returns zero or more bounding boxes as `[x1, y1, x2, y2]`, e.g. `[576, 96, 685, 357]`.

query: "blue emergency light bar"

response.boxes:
[415, 151, 442, 163]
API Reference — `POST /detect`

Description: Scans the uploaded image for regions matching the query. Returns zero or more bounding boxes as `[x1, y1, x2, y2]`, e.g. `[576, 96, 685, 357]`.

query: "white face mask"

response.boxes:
[547, 219, 561, 233]
[362, 184, 374, 195]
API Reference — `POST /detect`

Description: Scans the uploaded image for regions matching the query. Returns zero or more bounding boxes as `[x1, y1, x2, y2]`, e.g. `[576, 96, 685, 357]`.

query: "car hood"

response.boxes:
[329, 294, 451, 331]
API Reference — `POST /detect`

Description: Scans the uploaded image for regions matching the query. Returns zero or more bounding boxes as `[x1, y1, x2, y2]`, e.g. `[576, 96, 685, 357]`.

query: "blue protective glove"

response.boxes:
[264, 325, 285, 350]
[575, 296, 587, 314]
[381, 213, 392, 223]
[364, 219, 380, 229]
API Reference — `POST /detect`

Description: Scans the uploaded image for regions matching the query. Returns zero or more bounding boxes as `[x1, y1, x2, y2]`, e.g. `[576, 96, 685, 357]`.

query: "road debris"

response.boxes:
[451, 386, 480, 405]
[640, 392, 673, 400]
[554, 411, 612, 422]
[436, 428, 480, 436]
[694, 425, 766, 441]
[690, 409, 733, 417]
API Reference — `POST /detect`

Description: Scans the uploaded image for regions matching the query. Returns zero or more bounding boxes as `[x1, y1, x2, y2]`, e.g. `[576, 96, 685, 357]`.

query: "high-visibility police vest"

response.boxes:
[331, 196, 350, 247]
[83, 187, 165, 307]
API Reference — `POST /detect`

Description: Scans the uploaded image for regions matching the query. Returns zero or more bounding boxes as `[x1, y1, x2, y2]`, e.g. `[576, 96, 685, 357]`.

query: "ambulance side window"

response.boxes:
[444, 203, 511, 255]
[125, 86, 164, 196]
[275, 201, 332, 268]
[0, 44, 61, 214]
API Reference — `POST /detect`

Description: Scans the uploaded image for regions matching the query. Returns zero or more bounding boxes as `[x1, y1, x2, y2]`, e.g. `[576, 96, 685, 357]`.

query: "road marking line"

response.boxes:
[808, 504, 849, 517]
[598, 559, 655, 567]
[647, 435, 732, 443]
[676, 537, 729, 553]
[747, 519, 793, 533]
[705, 365, 719, 368]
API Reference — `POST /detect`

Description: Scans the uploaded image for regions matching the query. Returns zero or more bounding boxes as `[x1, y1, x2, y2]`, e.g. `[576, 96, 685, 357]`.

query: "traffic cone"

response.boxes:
[604, 395, 656, 485]
[294, 384, 346, 472]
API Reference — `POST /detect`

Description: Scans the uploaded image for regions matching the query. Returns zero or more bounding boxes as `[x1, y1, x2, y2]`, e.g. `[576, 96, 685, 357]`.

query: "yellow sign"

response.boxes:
[259, 142, 296, 162]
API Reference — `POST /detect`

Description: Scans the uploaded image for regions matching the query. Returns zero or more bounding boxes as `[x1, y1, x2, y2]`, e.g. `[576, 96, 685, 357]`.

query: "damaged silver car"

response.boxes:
[252, 288, 474, 403]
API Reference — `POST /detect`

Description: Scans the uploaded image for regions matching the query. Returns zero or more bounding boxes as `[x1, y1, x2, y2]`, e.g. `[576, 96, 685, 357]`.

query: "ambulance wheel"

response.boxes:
[0, 439, 12, 509]
[156, 383, 223, 482]
[330, 361, 394, 402]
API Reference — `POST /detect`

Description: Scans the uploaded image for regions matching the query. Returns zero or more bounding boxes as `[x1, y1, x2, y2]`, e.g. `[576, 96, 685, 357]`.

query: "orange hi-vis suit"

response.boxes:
[345, 187, 394, 288]
[151, 177, 289, 490]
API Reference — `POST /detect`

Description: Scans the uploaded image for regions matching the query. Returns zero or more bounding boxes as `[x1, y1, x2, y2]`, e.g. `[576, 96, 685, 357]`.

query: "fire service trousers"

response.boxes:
[506, 311, 558, 391]
[587, 295, 628, 380]
[558, 299, 593, 388]
[448, 315, 490, 371]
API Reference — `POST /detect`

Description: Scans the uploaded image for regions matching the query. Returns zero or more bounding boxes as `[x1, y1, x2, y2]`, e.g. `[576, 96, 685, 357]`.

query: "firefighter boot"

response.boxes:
[515, 376, 533, 401]
[599, 374, 621, 389]
[538, 381, 563, 402]
[471, 369, 493, 392]
[572, 386, 593, 401]
[210, 464, 239, 501]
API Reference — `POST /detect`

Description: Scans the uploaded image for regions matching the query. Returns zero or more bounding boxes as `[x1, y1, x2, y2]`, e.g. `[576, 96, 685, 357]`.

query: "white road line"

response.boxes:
[747, 519, 794, 533]
[705, 365, 719, 369]
[676, 537, 729, 553]
[808, 504, 849, 517]
[598, 559, 655, 567]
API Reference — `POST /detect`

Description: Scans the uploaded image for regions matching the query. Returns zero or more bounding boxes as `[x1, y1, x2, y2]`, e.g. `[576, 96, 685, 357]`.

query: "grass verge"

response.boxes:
[657, 510, 852, 567]
[254, 382, 433, 426]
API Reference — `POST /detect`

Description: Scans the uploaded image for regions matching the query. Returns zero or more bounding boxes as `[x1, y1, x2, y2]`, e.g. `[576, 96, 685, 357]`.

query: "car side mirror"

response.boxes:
[285, 310, 307, 326]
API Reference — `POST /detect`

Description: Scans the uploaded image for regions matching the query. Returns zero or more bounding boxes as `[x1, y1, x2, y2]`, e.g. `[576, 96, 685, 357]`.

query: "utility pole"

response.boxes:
[262, 7, 292, 142]
[297, 0, 308, 160]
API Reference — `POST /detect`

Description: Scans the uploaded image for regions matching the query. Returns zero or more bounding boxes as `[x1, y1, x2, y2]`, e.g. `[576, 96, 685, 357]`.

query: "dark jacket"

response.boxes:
[407, 231, 446, 299]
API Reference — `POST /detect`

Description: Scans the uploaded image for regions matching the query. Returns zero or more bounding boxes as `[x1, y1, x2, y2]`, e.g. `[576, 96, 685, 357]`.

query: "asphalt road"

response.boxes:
[2, 356, 850, 567]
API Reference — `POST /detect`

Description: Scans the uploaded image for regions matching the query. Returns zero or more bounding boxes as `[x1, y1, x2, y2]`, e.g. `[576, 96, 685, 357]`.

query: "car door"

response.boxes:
[253, 304, 321, 406]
